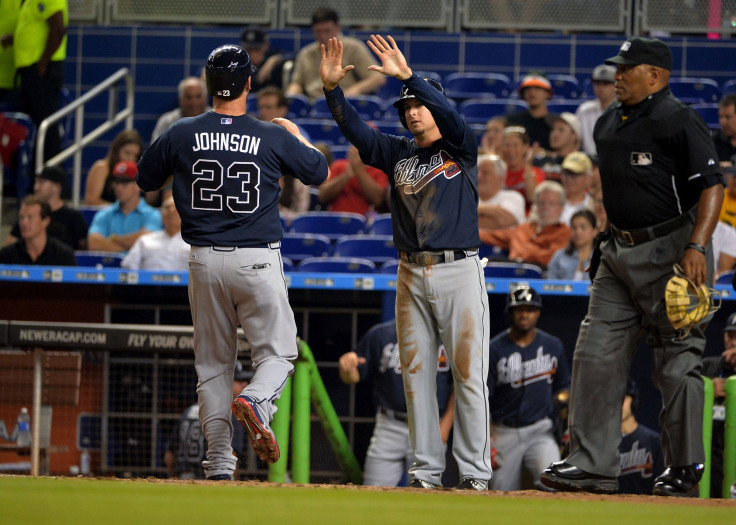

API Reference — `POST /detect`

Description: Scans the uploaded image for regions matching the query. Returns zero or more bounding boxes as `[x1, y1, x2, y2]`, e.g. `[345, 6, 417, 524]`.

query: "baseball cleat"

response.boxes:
[232, 395, 280, 464]
[408, 478, 440, 489]
[454, 477, 488, 491]
[207, 474, 234, 481]
[540, 461, 618, 494]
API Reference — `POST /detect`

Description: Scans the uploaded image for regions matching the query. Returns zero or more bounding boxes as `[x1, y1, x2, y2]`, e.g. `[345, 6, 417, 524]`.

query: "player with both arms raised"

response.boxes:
[320, 35, 492, 490]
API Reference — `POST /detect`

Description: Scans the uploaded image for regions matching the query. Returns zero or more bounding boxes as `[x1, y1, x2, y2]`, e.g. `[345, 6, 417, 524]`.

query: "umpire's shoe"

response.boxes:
[232, 395, 280, 464]
[540, 461, 618, 494]
[652, 464, 703, 498]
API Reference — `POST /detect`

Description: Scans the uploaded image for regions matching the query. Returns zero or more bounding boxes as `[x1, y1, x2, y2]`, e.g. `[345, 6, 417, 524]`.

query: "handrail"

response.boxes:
[35, 68, 134, 207]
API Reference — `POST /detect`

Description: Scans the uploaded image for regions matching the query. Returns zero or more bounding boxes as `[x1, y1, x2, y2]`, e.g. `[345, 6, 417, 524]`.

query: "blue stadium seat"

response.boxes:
[281, 257, 294, 273]
[547, 100, 582, 115]
[716, 270, 733, 285]
[0, 112, 36, 200]
[668, 77, 721, 103]
[691, 103, 720, 128]
[246, 96, 258, 115]
[289, 212, 367, 241]
[368, 213, 392, 235]
[74, 251, 126, 268]
[334, 234, 397, 264]
[478, 244, 509, 260]
[548, 74, 582, 99]
[375, 75, 404, 103]
[415, 70, 443, 83]
[722, 79, 736, 95]
[280, 233, 331, 262]
[379, 259, 401, 275]
[296, 119, 347, 146]
[459, 99, 528, 124]
[444, 73, 512, 102]
[287, 94, 311, 118]
[581, 78, 595, 99]
[373, 120, 413, 139]
[297, 256, 375, 273]
[76, 205, 107, 225]
[310, 95, 385, 121]
[483, 262, 543, 279]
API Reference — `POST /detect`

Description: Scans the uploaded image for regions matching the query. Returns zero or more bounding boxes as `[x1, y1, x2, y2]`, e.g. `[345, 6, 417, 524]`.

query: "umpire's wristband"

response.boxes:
[685, 242, 706, 255]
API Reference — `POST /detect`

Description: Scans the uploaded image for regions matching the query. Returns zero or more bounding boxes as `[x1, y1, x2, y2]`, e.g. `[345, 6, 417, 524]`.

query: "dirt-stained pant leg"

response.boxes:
[189, 247, 239, 478]
[396, 261, 444, 486]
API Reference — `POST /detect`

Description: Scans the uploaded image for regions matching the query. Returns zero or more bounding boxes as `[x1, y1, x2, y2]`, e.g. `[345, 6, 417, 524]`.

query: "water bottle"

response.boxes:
[17, 407, 31, 448]
[80, 450, 91, 476]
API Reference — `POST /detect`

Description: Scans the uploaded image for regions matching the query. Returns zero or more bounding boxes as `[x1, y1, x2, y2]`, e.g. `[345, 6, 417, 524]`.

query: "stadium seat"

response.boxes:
[287, 94, 311, 118]
[246, 96, 258, 114]
[310, 95, 386, 122]
[691, 103, 720, 128]
[281, 257, 294, 273]
[368, 213, 392, 235]
[547, 100, 582, 115]
[716, 270, 734, 285]
[722, 79, 736, 95]
[375, 75, 404, 103]
[297, 256, 375, 273]
[483, 262, 543, 279]
[77, 205, 107, 225]
[415, 70, 443, 83]
[373, 120, 413, 139]
[289, 212, 367, 241]
[547, 74, 582, 99]
[444, 73, 512, 102]
[459, 99, 528, 124]
[74, 251, 126, 268]
[296, 119, 347, 146]
[280, 233, 331, 262]
[478, 244, 510, 260]
[379, 258, 401, 274]
[334, 234, 397, 264]
[668, 77, 721, 103]
[580, 78, 595, 99]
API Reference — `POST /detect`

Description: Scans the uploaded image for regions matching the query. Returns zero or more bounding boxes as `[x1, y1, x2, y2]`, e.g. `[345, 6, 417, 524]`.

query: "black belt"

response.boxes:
[211, 241, 280, 251]
[610, 209, 694, 247]
[379, 406, 408, 422]
[399, 249, 475, 266]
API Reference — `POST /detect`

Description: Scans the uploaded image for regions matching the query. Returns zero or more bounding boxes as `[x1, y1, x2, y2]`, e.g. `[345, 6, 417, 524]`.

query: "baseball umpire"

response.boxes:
[541, 37, 724, 497]
[320, 35, 491, 490]
[488, 285, 570, 491]
[137, 44, 328, 480]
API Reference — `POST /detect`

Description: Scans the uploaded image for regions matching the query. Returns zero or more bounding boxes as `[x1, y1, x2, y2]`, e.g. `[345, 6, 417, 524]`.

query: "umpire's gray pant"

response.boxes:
[567, 221, 712, 477]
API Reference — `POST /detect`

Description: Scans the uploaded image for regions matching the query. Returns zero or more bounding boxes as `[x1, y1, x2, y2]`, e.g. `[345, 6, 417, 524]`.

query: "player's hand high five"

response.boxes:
[320, 37, 354, 91]
[366, 34, 412, 81]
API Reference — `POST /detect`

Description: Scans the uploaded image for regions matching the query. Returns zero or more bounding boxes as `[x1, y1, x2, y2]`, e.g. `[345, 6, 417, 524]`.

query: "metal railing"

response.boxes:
[35, 68, 134, 207]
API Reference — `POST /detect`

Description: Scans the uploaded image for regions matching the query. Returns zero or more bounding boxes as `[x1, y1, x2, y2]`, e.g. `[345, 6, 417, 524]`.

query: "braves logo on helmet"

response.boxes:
[205, 44, 257, 100]
[506, 285, 543, 312]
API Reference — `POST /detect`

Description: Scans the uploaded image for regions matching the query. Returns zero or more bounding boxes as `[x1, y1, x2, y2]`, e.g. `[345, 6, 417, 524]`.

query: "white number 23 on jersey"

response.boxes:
[191, 159, 260, 213]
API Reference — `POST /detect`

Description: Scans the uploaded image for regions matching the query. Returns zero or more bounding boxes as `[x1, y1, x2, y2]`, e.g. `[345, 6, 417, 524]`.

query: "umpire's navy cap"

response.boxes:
[725, 312, 736, 332]
[605, 37, 672, 71]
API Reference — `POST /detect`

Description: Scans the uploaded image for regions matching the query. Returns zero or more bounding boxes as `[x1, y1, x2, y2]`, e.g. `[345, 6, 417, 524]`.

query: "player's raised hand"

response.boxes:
[367, 34, 412, 81]
[320, 37, 354, 91]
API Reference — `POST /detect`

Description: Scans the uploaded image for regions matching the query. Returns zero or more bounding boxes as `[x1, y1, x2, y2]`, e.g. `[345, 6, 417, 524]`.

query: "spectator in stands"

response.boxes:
[714, 94, 736, 171]
[151, 76, 209, 142]
[506, 73, 556, 151]
[500, 126, 545, 205]
[591, 184, 607, 233]
[575, 65, 616, 156]
[547, 209, 597, 280]
[559, 151, 593, 225]
[0, 195, 76, 265]
[85, 129, 144, 205]
[0, 0, 21, 108]
[617, 378, 665, 495]
[121, 195, 189, 271]
[256, 86, 311, 140]
[4, 165, 88, 249]
[87, 161, 161, 253]
[3, 0, 67, 162]
[702, 314, 736, 498]
[241, 25, 287, 93]
[480, 116, 507, 154]
[319, 145, 388, 216]
[711, 221, 736, 276]
[477, 153, 525, 230]
[534, 112, 582, 182]
[286, 7, 385, 101]
[479, 180, 570, 268]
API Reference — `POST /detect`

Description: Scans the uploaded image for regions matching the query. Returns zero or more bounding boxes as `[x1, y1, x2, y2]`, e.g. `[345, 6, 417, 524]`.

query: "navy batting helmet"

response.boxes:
[205, 44, 256, 100]
[393, 78, 445, 129]
[505, 285, 542, 313]
[625, 377, 640, 415]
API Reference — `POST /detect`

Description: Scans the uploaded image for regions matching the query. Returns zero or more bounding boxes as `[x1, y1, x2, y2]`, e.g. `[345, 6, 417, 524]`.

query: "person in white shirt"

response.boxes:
[712, 221, 736, 276]
[477, 154, 526, 229]
[575, 65, 616, 156]
[122, 195, 190, 271]
[559, 152, 594, 226]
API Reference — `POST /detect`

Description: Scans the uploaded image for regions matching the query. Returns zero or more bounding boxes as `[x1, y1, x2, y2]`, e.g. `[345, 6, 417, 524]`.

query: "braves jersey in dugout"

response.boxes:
[487, 329, 570, 427]
[617, 424, 664, 494]
[356, 320, 452, 414]
[325, 74, 480, 252]
[137, 111, 328, 246]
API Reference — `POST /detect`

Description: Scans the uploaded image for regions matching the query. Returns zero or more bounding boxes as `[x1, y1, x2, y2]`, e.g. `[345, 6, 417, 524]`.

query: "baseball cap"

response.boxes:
[37, 165, 67, 187]
[724, 312, 736, 332]
[234, 360, 254, 382]
[241, 26, 267, 48]
[518, 74, 553, 96]
[552, 112, 582, 139]
[591, 64, 616, 83]
[561, 151, 593, 174]
[112, 160, 138, 181]
[605, 37, 673, 71]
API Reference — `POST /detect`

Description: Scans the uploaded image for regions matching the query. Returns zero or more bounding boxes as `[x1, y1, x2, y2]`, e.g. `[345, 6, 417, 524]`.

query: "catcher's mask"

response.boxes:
[665, 264, 721, 340]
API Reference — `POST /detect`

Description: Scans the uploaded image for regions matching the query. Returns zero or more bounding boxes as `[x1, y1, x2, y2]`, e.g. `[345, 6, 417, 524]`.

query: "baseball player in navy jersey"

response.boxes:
[338, 319, 455, 486]
[617, 379, 665, 494]
[487, 285, 570, 491]
[137, 44, 328, 480]
[320, 35, 491, 490]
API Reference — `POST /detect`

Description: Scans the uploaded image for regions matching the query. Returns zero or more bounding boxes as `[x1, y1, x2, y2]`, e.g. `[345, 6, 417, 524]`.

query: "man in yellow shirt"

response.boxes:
[3, 0, 67, 162]
[0, 0, 21, 107]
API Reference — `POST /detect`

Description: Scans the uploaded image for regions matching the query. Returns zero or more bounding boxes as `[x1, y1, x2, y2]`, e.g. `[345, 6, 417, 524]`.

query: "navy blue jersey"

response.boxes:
[137, 111, 328, 246]
[356, 320, 452, 414]
[324, 75, 480, 252]
[617, 424, 665, 495]
[487, 329, 570, 427]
